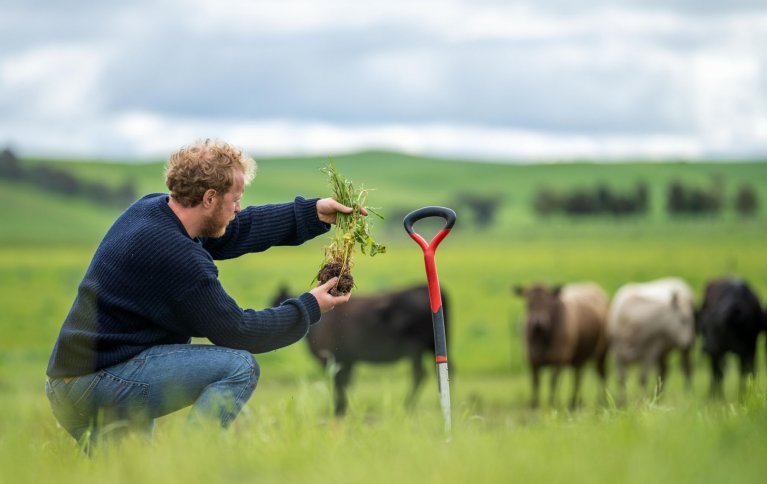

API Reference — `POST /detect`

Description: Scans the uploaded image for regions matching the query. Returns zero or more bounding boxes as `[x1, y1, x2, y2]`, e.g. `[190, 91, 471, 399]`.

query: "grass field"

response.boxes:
[1, 153, 766, 483]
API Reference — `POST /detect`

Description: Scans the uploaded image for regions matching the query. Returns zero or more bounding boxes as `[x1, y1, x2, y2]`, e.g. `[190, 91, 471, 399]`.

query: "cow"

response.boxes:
[697, 277, 765, 398]
[513, 282, 610, 410]
[607, 277, 695, 405]
[272, 284, 448, 416]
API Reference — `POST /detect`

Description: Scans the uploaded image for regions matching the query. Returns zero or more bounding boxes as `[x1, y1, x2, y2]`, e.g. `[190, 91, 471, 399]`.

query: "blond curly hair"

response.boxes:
[165, 139, 256, 207]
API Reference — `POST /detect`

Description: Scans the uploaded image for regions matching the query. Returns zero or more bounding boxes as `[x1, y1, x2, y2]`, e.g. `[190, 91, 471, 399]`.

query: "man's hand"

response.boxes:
[310, 277, 352, 313]
[316, 197, 368, 225]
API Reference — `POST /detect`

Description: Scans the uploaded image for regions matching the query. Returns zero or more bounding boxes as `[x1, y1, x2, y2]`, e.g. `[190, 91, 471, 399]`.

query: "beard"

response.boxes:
[198, 200, 231, 238]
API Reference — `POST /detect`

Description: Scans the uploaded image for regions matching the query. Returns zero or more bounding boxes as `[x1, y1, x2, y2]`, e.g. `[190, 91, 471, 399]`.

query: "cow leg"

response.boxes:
[709, 354, 725, 399]
[680, 347, 693, 392]
[616, 358, 628, 407]
[569, 367, 582, 411]
[740, 351, 756, 378]
[738, 351, 756, 400]
[530, 365, 541, 409]
[333, 364, 354, 416]
[595, 351, 608, 406]
[656, 353, 668, 399]
[640, 342, 664, 399]
[638, 357, 651, 392]
[549, 367, 561, 407]
[405, 355, 426, 410]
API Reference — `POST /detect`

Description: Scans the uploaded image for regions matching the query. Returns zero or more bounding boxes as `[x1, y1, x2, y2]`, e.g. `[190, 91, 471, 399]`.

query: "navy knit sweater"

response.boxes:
[47, 193, 330, 378]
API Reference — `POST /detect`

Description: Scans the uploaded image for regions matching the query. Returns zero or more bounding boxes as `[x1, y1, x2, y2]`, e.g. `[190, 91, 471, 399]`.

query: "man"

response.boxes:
[45, 139, 357, 445]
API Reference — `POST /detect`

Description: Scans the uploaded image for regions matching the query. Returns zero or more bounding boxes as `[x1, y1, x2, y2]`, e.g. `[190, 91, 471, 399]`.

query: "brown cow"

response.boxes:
[513, 282, 609, 409]
[272, 284, 448, 415]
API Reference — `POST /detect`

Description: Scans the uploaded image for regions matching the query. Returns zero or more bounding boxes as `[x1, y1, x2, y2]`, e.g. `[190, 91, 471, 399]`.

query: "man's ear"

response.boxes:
[202, 188, 217, 208]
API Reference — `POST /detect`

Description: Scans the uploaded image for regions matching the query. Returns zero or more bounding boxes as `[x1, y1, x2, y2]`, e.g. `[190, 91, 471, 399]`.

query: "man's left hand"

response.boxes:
[316, 198, 368, 224]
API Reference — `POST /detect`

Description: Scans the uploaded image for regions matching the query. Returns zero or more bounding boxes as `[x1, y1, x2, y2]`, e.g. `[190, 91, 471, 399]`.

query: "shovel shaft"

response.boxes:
[437, 361, 451, 432]
[423, 251, 450, 432]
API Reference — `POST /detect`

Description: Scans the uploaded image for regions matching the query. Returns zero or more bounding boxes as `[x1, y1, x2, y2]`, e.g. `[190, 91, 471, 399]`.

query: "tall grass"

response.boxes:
[2, 371, 766, 483]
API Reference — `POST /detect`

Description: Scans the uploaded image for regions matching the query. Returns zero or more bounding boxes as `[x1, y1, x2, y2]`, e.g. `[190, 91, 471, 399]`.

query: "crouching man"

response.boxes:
[46, 139, 357, 446]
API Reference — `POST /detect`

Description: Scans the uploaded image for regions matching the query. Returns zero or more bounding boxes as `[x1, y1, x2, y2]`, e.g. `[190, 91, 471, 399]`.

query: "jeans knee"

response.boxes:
[231, 349, 259, 387]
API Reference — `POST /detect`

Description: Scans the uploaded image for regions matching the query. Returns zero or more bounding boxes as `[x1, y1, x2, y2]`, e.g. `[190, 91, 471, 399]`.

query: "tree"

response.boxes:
[734, 184, 758, 216]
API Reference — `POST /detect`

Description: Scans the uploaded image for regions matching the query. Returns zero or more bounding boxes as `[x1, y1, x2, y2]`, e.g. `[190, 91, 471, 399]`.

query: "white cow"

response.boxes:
[607, 277, 696, 404]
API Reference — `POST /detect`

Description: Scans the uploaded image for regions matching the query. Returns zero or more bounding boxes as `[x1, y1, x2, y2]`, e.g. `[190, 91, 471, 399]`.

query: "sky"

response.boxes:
[2, 0, 767, 162]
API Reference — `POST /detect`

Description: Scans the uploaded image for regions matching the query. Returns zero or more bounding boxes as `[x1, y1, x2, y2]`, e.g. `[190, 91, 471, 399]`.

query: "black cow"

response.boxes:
[697, 277, 765, 398]
[272, 284, 449, 415]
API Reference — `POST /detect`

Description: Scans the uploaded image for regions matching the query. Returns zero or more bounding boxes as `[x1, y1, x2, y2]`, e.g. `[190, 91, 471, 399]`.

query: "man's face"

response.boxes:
[199, 169, 245, 238]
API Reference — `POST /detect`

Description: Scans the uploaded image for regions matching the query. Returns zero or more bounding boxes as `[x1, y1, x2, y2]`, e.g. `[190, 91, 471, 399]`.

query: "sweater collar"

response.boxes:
[157, 194, 199, 243]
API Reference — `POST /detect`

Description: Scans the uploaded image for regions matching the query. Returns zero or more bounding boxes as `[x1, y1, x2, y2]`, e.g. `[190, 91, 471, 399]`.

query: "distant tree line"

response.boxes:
[453, 192, 503, 229]
[533, 183, 649, 217]
[0, 149, 137, 208]
[734, 184, 759, 216]
[666, 178, 723, 215]
[532, 178, 759, 218]
[382, 176, 761, 232]
[666, 178, 758, 216]
[384, 192, 505, 232]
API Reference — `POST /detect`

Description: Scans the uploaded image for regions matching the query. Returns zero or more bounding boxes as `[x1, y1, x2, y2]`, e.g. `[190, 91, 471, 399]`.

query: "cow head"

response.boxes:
[513, 284, 563, 339]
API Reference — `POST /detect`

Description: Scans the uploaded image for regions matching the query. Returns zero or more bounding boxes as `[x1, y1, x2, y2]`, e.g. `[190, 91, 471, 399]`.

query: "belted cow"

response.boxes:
[272, 284, 448, 415]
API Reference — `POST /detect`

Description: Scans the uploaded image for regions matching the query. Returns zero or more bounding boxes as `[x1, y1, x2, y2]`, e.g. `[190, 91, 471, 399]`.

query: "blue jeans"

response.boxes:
[45, 344, 259, 444]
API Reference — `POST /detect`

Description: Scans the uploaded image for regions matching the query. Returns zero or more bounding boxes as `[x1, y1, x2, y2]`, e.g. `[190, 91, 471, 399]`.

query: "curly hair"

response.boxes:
[165, 139, 256, 207]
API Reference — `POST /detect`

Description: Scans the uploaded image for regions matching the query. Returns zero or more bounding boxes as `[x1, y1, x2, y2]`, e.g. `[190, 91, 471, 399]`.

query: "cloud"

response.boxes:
[0, 113, 710, 161]
[1, 43, 109, 120]
[1, 0, 766, 160]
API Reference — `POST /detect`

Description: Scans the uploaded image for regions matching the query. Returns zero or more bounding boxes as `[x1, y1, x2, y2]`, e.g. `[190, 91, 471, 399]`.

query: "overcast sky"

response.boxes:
[2, 0, 767, 161]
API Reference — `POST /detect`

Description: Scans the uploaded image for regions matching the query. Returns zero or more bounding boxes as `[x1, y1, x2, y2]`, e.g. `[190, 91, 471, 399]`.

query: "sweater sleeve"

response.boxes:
[170, 275, 322, 353]
[203, 196, 330, 260]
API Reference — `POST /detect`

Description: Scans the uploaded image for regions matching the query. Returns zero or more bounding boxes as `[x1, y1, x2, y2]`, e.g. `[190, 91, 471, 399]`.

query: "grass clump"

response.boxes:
[317, 160, 385, 295]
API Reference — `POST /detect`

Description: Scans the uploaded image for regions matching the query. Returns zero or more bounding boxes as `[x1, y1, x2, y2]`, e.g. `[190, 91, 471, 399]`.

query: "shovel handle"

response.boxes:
[403, 206, 456, 254]
[403, 206, 456, 236]
[403, 207, 456, 311]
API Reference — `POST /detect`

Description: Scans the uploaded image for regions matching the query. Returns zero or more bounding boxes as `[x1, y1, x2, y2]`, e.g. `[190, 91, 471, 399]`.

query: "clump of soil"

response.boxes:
[317, 260, 354, 296]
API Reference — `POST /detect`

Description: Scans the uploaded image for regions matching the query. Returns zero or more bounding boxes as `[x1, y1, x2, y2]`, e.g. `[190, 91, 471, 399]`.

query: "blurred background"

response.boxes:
[2, 0, 767, 387]
[2, 1, 767, 481]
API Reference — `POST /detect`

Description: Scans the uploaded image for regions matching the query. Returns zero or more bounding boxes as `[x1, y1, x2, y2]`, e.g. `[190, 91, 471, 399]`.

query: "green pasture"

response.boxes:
[1, 154, 767, 483]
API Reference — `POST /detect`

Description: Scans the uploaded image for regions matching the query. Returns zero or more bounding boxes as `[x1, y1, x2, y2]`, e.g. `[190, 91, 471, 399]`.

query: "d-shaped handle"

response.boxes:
[403, 206, 457, 236]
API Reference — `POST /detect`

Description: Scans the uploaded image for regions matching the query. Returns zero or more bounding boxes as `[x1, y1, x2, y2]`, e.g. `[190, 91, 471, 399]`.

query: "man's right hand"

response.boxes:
[310, 277, 351, 313]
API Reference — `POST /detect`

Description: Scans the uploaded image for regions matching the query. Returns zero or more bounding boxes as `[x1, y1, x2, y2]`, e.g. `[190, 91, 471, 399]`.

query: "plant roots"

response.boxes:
[317, 261, 354, 296]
